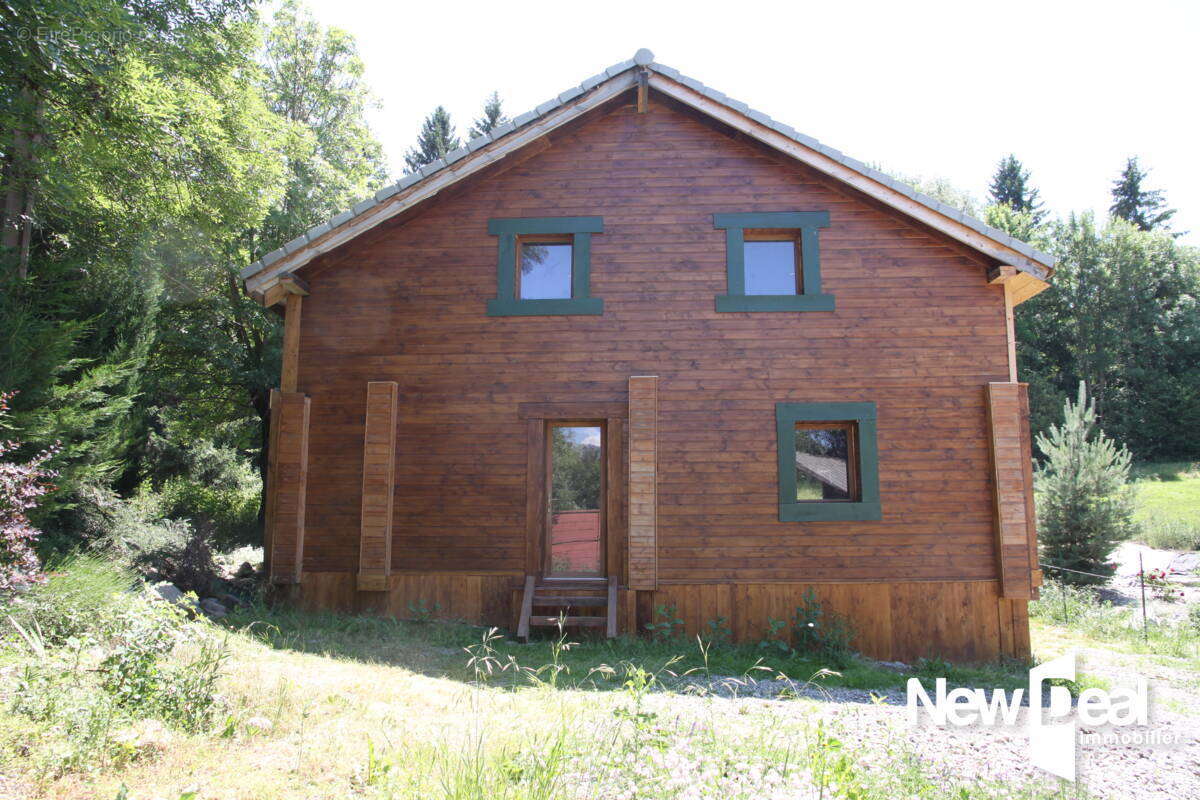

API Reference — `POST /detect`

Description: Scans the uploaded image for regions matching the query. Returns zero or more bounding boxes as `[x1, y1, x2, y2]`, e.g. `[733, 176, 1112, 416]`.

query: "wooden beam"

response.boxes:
[1003, 282, 1017, 383]
[636, 71, 649, 113]
[357, 381, 399, 592]
[988, 265, 1017, 284]
[280, 293, 302, 393]
[278, 272, 310, 296]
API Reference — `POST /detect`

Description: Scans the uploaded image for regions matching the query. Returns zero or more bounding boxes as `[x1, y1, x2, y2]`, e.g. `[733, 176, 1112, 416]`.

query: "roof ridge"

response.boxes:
[242, 50, 1054, 283]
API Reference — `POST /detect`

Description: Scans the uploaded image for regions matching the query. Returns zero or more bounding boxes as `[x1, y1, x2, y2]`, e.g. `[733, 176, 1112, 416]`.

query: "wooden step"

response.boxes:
[529, 615, 606, 627]
[531, 595, 607, 606]
[518, 575, 618, 641]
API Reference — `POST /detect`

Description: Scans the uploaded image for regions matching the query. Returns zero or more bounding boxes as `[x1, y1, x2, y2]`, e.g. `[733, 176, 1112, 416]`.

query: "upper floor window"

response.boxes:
[776, 401, 880, 521]
[714, 212, 833, 312]
[487, 217, 604, 316]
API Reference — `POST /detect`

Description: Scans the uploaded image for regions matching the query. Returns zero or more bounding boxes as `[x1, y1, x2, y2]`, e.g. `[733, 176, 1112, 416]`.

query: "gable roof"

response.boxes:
[243, 49, 1054, 305]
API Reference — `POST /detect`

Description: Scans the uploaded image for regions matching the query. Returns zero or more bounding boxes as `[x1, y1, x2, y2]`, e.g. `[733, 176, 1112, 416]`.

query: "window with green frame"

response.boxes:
[775, 402, 880, 521]
[486, 216, 604, 316]
[714, 211, 833, 312]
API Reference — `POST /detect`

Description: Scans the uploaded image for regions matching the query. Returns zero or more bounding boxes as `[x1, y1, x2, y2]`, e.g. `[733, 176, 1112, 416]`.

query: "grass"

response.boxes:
[1130, 461, 1200, 550]
[2, 560, 1086, 800]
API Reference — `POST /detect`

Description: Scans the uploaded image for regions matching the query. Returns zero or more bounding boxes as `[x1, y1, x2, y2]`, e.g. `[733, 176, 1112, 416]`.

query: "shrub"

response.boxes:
[644, 604, 683, 641]
[1036, 382, 1136, 584]
[790, 588, 855, 667]
[0, 390, 57, 593]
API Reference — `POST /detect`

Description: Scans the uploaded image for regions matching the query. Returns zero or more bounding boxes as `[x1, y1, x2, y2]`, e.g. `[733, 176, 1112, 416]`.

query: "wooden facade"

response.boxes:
[246, 59, 1048, 662]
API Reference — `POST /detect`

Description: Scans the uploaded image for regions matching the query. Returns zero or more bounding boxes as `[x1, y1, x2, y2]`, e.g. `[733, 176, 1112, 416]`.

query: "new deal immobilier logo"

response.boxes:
[906, 650, 1148, 781]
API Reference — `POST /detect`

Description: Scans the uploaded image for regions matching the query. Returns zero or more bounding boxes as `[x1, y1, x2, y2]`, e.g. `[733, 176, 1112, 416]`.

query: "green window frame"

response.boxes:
[776, 401, 880, 522]
[714, 211, 833, 312]
[486, 216, 604, 316]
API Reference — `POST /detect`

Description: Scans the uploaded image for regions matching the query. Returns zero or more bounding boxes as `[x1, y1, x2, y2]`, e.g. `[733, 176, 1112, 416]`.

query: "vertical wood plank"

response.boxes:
[358, 381, 399, 591]
[986, 383, 1035, 599]
[628, 375, 658, 590]
[605, 418, 625, 585]
[525, 420, 547, 576]
[268, 392, 310, 584]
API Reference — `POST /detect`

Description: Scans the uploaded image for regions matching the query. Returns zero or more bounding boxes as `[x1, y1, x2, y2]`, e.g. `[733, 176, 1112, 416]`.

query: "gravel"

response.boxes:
[666, 644, 1200, 798]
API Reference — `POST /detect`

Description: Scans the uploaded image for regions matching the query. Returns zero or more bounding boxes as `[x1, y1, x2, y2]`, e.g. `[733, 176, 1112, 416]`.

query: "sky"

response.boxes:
[303, 0, 1200, 243]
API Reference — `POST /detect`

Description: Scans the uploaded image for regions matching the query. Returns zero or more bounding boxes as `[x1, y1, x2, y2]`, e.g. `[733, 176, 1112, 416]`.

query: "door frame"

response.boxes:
[520, 402, 626, 583]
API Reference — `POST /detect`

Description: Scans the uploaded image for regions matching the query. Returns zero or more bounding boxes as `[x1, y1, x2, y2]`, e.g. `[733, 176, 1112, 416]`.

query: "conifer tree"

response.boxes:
[404, 106, 460, 171]
[467, 92, 507, 139]
[1035, 382, 1135, 585]
[989, 154, 1045, 222]
[1110, 157, 1176, 232]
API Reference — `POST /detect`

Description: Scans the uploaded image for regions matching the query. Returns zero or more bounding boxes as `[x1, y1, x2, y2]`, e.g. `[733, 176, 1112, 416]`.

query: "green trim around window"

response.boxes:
[714, 211, 833, 313]
[775, 401, 880, 522]
[486, 216, 604, 317]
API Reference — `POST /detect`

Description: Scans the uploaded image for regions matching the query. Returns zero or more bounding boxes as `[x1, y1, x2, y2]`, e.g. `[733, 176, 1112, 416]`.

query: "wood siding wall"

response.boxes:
[284, 91, 1026, 659]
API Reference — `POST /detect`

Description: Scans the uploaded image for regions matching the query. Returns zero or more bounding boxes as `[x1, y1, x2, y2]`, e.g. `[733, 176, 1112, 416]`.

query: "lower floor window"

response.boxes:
[776, 402, 880, 521]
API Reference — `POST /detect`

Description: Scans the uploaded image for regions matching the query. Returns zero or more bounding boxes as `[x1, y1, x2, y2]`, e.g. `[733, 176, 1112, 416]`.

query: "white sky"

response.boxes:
[304, 0, 1200, 243]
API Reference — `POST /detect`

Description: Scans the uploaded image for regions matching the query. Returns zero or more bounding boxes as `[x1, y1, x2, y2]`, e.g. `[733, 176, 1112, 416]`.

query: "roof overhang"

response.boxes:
[244, 51, 1053, 307]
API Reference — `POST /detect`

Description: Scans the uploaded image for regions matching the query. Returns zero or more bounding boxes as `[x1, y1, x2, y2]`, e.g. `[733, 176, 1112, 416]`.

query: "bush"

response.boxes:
[1036, 382, 1136, 584]
[4, 557, 230, 775]
[0, 390, 57, 593]
[790, 589, 855, 667]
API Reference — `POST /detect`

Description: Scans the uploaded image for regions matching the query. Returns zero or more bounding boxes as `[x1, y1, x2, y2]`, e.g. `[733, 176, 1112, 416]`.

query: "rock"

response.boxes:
[244, 715, 273, 733]
[199, 598, 228, 619]
[151, 582, 184, 604]
[1169, 552, 1200, 575]
[216, 592, 246, 609]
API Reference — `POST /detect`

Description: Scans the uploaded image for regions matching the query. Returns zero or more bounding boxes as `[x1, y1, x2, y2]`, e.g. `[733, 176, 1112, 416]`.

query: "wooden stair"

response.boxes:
[517, 575, 618, 642]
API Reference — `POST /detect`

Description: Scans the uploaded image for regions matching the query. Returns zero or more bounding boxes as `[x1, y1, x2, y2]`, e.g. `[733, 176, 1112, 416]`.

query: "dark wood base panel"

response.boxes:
[284, 573, 1029, 663]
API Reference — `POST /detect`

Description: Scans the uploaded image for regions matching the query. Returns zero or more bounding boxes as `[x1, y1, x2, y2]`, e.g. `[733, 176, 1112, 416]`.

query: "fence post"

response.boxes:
[1139, 553, 1148, 639]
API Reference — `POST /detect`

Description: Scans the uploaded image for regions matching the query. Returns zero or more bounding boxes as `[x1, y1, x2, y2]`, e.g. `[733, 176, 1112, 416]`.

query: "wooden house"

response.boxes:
[242, 50, 1052, 662]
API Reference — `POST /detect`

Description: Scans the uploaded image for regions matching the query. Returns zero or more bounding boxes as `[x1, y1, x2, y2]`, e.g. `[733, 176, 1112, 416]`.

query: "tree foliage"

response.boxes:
[550, 428, 600, 512]
[1017, 214, 1200, 459]
[467, 91, 506, 139]
[988, 154, 1045, 223]
[404, 106, 459, 171]
[1035, 383, 1135, 584]
[1110, 157, 1176, 232]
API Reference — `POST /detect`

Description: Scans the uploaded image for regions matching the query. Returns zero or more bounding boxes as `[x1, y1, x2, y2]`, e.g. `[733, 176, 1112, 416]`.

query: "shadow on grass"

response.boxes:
[218, 603, 1033, 700]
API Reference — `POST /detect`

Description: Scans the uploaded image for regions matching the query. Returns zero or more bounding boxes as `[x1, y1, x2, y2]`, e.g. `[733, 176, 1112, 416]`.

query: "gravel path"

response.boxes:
[669, 645, 1200, 798]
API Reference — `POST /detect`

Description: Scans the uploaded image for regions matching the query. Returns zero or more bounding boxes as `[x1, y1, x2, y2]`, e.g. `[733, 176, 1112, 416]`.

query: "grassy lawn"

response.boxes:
[1130, 461, 1200, 549]
[1, 558, 1081, 800]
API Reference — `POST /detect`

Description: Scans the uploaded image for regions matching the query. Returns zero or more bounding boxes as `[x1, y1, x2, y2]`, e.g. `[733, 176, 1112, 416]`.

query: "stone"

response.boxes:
[151, 582, 184, 604]
[244, 715, 273, 733]
[199, 598, 228, 619]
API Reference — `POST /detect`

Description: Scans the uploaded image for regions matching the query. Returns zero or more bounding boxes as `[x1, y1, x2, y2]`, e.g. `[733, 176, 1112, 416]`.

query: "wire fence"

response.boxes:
[1038, 557, 1151, 638]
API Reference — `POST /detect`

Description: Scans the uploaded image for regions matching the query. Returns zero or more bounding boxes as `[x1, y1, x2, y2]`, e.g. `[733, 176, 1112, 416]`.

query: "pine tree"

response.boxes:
[1035, 382, 1136, 585]
[989, 154, 1045, 223]
[404, 106, 460, 171]
[467, 92, 507, 139]
[1110, 157, 1176, 232]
